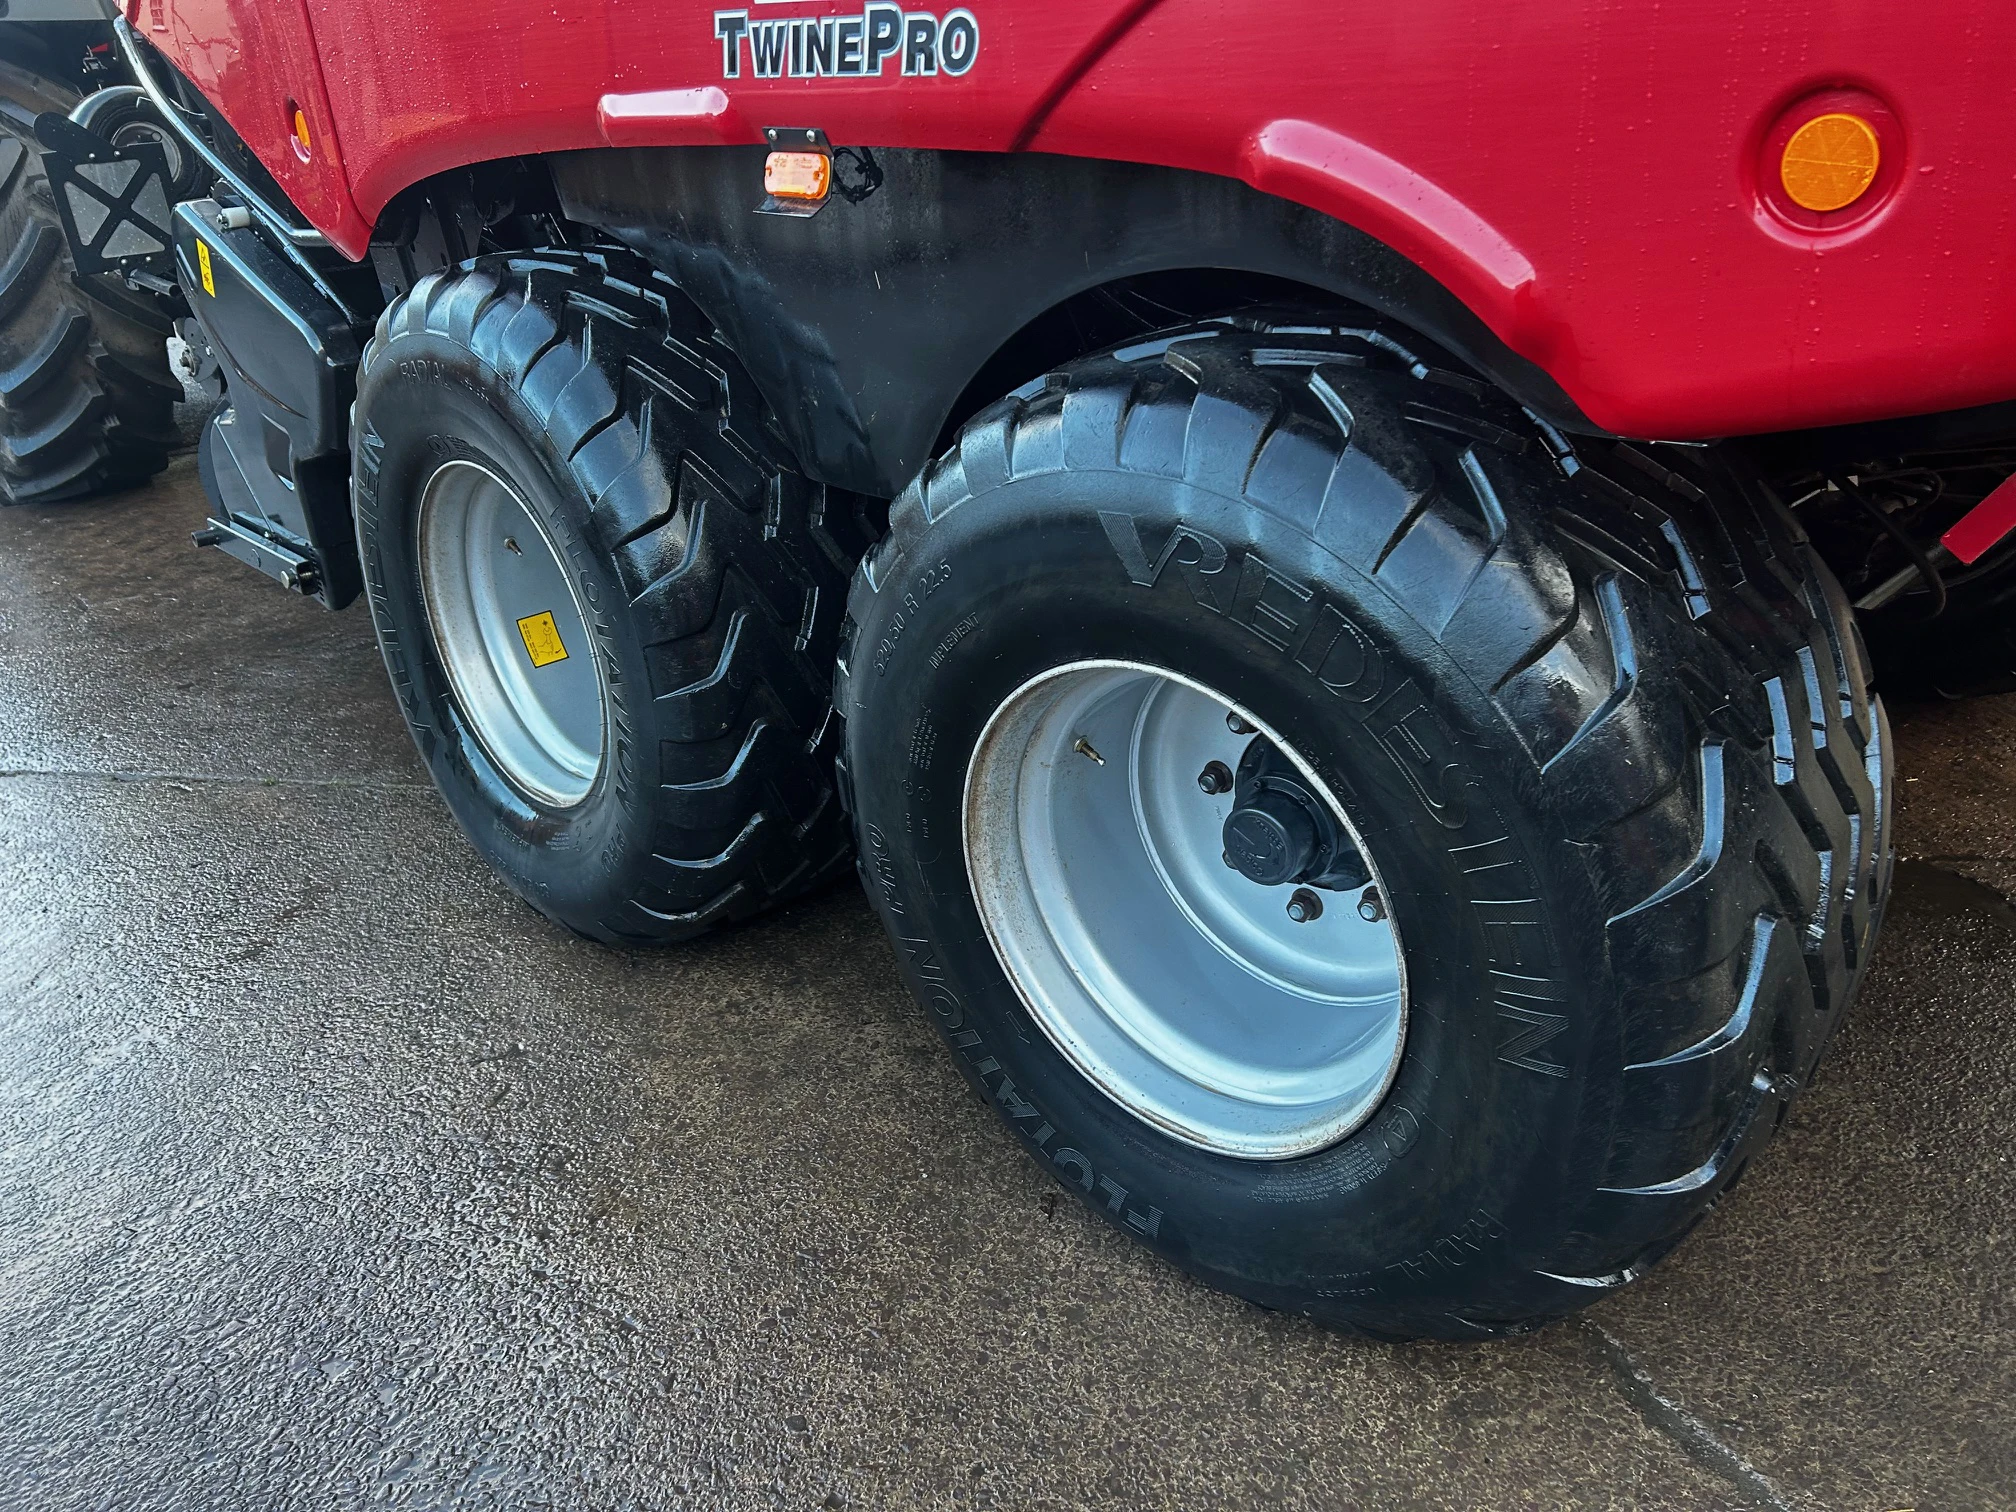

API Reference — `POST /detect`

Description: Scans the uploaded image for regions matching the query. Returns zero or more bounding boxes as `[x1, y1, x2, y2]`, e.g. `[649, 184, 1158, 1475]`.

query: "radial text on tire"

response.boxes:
[836, 314, 1894, 1339]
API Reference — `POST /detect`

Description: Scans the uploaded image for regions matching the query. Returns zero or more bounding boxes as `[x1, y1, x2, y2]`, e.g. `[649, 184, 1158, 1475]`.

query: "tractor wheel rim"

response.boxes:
[963, 661, 1407, 1160]
[416, 459, 606, 808]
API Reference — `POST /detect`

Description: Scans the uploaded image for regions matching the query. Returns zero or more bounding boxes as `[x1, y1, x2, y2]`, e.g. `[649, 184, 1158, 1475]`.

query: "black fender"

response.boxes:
[552, 146, 1595, 499]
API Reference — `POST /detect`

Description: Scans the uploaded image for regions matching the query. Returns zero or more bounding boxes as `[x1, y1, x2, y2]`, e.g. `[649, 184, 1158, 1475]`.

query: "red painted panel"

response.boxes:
[295, 0, 1150, 238]
[1943, 474, 2016, 566]
[144, 1, 2016, 441]
[1026, 0, 2016, 439]
[127, 0, 369, 251]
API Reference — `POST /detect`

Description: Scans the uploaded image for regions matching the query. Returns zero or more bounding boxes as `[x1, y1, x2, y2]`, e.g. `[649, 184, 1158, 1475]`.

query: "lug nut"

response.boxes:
[1226, 711, 1256, 735]
[1197, 760, 1234, 795]
[1357, 887, 1386, 922]
[1287, 887, 1323, 923]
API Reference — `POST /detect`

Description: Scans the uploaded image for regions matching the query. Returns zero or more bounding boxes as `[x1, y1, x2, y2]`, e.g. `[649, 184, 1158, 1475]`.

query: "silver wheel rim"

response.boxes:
[964, 661, 1407, 1160]
[416, 460, 606, 808]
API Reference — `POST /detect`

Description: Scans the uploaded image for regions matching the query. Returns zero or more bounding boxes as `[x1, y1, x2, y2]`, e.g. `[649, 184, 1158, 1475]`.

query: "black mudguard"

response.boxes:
[174, 198, 363, 608]
[554, 146, 1593, 499]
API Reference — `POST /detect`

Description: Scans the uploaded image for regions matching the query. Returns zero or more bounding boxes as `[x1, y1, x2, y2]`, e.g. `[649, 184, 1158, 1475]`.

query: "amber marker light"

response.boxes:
[763, 150, 831, 202]
[290, 102, 313, 161]
[1780, 112, 1880, 213]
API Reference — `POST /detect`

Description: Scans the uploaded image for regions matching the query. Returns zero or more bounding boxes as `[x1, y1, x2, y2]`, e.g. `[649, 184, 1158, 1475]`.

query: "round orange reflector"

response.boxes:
[1779, 112, 1880, 212]
[764, 150, 831, 202]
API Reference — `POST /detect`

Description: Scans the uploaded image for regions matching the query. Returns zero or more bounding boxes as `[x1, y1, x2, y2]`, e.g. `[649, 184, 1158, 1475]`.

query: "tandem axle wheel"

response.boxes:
[964, 660, 1407, 1160]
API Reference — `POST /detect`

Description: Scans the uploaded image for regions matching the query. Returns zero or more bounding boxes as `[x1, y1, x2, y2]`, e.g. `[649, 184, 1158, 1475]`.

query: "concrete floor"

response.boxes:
[0, 456, 2011, 1511]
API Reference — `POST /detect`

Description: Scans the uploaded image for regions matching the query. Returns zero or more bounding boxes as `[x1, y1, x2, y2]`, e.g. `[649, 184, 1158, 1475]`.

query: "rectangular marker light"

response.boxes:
[763, 150, 831, 202]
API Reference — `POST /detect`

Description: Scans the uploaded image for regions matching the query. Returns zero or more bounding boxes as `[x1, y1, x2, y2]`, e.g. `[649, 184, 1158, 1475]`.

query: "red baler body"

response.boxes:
[133, 0, 2016, 440]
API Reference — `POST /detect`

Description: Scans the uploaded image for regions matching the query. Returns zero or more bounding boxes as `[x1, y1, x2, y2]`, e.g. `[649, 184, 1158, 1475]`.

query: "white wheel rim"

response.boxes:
[963, 661, 1408, 1160]
[416, 460, 607, 808]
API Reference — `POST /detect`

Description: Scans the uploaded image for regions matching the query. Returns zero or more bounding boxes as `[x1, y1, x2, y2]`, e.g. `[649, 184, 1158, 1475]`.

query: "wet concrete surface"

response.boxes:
[0, 458, 2010, 1510]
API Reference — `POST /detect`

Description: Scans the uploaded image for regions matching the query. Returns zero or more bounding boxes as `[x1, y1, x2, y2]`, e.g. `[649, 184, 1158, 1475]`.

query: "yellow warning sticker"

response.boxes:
[516, 611, 569, 668]
[196, 239, 214, 297]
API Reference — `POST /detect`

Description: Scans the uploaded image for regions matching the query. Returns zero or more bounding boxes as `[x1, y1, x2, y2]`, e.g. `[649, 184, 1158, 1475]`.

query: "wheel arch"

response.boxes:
[545, 145, 1599, 498]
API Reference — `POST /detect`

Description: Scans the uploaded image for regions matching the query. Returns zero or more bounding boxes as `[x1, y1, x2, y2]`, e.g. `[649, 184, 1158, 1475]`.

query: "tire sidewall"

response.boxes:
[353, 332, 656, 932]
[846, 469, 1613, 1324]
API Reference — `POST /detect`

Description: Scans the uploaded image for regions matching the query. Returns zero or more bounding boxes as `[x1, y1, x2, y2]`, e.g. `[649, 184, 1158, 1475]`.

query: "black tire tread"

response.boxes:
[0, 60, 174, 506]
[837, 312, 1893, 1333]
[360, 251, 867, 942]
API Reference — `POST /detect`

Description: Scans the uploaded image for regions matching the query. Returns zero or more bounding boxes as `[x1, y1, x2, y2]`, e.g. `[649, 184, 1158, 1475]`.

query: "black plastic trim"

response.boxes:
[553, 145, 1599, 499]
[175, 198, 364, 608]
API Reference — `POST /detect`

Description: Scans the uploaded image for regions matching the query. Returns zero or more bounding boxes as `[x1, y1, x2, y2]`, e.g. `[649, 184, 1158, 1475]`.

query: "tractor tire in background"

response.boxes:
[0, 58, 177, 505]
[836, 314, 1894, 1338]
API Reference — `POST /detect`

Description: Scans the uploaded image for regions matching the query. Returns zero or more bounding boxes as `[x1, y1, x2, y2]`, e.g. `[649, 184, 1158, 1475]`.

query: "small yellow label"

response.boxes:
[516, 611, 569, 668]
[196, 239, 214, 297]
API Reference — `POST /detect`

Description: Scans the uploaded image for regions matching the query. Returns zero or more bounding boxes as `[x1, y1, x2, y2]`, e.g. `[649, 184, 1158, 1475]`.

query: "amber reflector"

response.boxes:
[291, 105, 312, 158]
[1780, 113, 1880, 213]
[764, 150, 831, 201]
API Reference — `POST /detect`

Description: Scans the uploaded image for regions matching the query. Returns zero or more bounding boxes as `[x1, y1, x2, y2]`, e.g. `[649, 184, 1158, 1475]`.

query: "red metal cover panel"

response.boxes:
[126, 0, 368, 250]
[142, 1, 2016, 443]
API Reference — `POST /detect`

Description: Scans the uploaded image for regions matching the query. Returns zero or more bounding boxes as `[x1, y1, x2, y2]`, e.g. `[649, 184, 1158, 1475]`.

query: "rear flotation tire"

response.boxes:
[0, 60, 177, 506]
[836, 313, 1895, 1339]
[353, 251, 875, 942]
